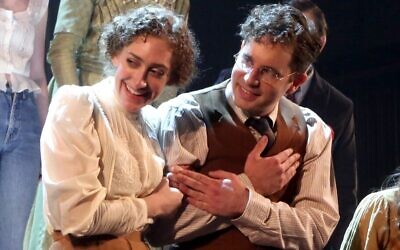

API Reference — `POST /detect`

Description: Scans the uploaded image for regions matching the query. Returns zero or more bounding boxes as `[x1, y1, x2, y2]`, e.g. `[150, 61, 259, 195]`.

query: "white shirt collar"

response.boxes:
[225, 81, 279, 126]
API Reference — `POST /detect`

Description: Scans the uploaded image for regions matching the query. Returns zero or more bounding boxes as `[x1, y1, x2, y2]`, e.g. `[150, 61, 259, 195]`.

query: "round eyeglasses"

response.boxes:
[234, 53, 296, 85]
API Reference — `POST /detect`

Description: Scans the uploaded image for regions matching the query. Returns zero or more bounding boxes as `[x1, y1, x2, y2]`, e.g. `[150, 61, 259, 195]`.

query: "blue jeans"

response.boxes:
[0, 85, 41, 250]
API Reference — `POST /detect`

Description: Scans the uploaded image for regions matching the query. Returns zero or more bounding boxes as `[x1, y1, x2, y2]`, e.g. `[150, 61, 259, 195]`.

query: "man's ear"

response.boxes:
[320, 35, 327, 52]
[287, 73, 307, 94]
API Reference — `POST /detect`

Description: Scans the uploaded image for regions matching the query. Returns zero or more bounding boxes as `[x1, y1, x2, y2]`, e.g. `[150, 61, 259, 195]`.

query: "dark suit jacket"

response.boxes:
[215, 68, 358, 250]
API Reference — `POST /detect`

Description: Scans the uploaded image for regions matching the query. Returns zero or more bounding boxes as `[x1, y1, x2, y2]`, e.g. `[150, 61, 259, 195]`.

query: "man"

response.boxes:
[147, 4, 339, 249]
[216, 1, 358, 248]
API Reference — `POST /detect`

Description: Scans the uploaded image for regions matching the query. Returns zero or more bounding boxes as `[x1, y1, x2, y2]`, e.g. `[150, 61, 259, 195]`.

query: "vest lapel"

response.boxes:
[267, 97, 307, 157]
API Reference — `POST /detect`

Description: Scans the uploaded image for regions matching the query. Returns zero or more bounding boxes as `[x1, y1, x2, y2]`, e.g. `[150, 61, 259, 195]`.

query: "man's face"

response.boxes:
[231, 38, 295, 117]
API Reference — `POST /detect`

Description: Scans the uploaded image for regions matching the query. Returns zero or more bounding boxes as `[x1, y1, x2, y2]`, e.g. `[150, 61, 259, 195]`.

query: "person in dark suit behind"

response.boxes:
[215, 1, 358, 249]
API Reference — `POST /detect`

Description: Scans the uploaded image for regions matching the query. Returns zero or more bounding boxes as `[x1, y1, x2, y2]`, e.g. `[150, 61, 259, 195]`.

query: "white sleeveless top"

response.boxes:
[0, 0, 48, 92]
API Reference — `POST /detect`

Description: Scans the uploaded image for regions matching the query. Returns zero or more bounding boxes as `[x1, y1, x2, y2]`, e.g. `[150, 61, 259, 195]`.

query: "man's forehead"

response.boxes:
[241, 37, 294, 56]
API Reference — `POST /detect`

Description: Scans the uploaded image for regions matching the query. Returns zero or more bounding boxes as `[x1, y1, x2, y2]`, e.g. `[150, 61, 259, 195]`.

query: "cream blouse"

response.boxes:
[41, 77, 164, 236]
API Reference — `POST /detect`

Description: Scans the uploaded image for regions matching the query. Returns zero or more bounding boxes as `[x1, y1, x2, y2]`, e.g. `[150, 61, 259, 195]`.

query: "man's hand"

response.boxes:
[245, 136, 301, 196]
[167, 165, 191, 189]
[169, 166, 249, 218]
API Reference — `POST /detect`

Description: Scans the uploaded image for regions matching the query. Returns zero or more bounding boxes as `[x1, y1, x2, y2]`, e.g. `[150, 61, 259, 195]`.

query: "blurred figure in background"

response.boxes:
[284, 1, 358, 248]
[341, 169, 400, 250]
[0, 0, 48, 249]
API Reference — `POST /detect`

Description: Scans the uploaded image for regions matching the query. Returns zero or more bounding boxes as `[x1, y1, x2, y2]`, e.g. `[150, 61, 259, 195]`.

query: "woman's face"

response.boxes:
[112, 35, 173, 112]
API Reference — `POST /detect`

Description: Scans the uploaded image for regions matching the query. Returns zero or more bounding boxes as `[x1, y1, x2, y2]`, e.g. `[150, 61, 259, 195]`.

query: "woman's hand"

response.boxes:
[144, 178, 183, 218]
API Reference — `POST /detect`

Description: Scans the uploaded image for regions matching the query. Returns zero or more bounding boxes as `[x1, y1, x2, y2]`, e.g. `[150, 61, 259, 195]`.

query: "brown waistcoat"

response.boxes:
[178, 82, 308, 250]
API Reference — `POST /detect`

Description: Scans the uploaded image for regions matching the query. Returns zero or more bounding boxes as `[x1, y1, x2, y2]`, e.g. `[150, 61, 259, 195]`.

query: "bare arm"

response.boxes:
[30, 10, 48, 126]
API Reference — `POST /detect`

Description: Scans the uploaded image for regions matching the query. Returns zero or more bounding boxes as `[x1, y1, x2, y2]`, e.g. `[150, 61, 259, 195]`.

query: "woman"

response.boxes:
[40, 5, 197, 249]
[341, 172, 400, 250]
[0, 0, 48, 249]
[47, 0, 190, 106]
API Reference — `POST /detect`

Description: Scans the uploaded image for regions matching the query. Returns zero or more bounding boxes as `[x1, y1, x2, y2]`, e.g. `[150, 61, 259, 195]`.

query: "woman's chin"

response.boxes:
[120, 91, 152, 112]
[120, 98, 144, 113]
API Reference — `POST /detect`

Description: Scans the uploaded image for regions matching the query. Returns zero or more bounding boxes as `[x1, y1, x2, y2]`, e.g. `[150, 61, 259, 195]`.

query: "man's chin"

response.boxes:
[235, 101, 255, 116]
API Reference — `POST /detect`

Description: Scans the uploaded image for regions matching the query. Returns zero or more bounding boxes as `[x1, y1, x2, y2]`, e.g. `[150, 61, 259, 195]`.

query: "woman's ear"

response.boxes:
[287, 73, 307, 94]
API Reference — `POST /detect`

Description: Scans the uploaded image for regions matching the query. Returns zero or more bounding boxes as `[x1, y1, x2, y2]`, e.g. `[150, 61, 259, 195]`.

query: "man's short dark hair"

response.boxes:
[239, 4, 321, 73]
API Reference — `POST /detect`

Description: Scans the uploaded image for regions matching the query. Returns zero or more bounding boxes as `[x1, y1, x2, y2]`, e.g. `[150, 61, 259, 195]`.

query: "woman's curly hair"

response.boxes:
[239, 4, 321, 73]
[100, 5, 199, 86]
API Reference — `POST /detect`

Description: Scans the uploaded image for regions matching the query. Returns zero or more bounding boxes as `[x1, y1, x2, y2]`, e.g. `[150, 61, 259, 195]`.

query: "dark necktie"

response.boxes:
[245, 116, 276, 156]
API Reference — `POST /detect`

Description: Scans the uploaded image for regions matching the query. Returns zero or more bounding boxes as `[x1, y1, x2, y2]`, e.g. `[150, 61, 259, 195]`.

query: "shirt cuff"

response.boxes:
[231, 189, 272, 227]
[237, 173, 254, 189]
[231, 173, 254, 220]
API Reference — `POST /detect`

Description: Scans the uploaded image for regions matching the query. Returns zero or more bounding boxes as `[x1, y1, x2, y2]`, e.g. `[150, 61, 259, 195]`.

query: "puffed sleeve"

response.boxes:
[47, 0, 94, 85]
[41, 85, 104, 235]
[52, 0, 94, 36]
[41, 85, 151, 236]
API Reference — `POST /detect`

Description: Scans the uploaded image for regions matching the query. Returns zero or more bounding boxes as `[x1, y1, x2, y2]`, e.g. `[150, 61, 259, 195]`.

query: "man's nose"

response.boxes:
[243, 68, 260, 85]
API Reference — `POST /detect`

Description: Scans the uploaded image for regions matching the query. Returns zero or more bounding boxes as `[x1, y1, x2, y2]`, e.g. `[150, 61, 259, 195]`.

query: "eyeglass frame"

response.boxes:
[233, 52, 297, 85]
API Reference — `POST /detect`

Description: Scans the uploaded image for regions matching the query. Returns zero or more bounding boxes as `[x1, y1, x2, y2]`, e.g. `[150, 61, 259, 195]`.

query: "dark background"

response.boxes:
[47, 0, 400, 201]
